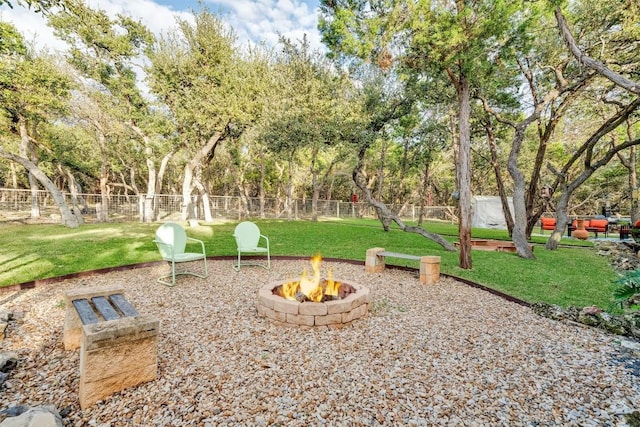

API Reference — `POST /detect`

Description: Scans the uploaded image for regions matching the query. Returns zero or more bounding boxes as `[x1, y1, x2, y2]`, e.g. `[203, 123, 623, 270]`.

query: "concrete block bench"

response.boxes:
[365, 247, 441, 284]
[62, 285, 159, 409]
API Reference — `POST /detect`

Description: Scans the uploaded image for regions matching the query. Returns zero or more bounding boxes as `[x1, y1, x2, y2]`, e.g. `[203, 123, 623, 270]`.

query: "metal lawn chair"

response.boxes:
[153, 222, 208, 286]
[233, 221, 270, 271]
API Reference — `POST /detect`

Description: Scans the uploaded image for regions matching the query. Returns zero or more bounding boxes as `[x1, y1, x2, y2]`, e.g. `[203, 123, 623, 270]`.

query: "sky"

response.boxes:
[0, 0, 324, 53]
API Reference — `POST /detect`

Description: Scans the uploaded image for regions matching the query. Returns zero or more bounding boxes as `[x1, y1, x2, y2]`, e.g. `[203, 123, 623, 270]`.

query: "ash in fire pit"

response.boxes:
[256, 255, 370, 328]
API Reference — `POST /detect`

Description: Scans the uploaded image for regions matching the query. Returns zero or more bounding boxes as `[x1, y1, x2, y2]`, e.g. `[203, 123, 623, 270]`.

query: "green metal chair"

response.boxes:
[153, 222, 208, 286]
[233, 221, 270, 271]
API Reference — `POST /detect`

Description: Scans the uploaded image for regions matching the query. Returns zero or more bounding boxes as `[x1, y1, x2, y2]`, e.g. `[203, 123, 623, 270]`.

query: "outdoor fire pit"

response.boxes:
[256, 255, 370, 328]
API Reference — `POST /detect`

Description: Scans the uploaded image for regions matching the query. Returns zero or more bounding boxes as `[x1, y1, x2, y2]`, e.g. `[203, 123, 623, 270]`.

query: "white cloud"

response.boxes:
[0, 0, 322, 53]
[204, 0, 323, 51]
[0, 7, 66, 53]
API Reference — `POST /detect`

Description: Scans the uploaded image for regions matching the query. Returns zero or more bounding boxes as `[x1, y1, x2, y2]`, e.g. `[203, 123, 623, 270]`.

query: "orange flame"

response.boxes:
[281, 278, 299, 300]
[324, 268, 340, 296]
[280, 254, 341, 302]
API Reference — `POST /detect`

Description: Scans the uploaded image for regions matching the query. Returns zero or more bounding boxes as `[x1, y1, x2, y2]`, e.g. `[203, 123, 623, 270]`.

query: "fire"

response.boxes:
[277, 254, 343, 302]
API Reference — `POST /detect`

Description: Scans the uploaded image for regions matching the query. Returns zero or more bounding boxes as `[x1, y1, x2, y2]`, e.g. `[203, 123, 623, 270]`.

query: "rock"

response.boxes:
[565, 305, 581, 321]
[0, 309, 12, 322]
[599, 312, 629, 335]
[0, 309, 13, 341]
[0, 406, 62, 427]
[0, 353, 18, 373]
[581, 306, 603, 315]
[531, 303, 566, 320]
[0, 372, 8, 388]
[594, 241, 640, 272]
[625, 411, 640, 426]
[0, 407, 29, 419]
[578, 311, 601, 327]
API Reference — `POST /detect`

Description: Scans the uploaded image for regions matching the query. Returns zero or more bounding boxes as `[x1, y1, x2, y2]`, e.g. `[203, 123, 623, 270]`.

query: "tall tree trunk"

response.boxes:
[64, 167, 84, 224]
[508, 127, 535, 259]
[19, 118, 40, 218]
[258, 150, 266, 219]
[377, 139, 387, 201]
[181, 132, 222, 221]
[626, 137, 638, 223]
[484, 118, 514, 236]
[286, 158, 294, 221]
[144, 144, 157, 222]
[417, 161, 429, 226]
[0, 148, 79, 227]
[10, 162, 18, 190]
[310, 147, 319, 222]
[155, 151, 173, 221]
[454, 73, 473, 269]
[193, 175, 213, 223]
[131, 124, 157, 223]
[97, 131, 109, 222]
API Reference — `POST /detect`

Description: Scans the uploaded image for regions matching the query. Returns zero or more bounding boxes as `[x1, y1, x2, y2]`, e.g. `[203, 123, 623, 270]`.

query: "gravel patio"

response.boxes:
[1, 258, 639, 426]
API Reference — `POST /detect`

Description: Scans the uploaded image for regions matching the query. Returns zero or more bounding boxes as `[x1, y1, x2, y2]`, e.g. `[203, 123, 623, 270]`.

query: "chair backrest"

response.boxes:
[590, 219, 608, 231]
[234, 221, 261, 250]
[540, 217, 556, 230]
[155, 222, 187, 258]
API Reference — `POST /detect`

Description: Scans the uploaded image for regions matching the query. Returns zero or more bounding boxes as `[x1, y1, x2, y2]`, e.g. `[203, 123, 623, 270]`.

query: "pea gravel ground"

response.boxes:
[1, 259, 639, 426]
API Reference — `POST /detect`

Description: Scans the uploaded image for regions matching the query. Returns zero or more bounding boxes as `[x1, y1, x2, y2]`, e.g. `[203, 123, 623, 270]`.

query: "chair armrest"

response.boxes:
[186, 237, 206, 254]
[260, 234, 270, 249]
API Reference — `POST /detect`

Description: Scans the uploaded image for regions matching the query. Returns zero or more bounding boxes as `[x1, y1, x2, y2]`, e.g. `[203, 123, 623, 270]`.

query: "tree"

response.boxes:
[148, 9, 264, 222]
[260, 36, 349, 221]
[49, 0, 165, 222]
[343, 71, 457, 251]
[542, 3, 640, 249]
[320, 0, 535, 266]
[0, 24, 78, 226]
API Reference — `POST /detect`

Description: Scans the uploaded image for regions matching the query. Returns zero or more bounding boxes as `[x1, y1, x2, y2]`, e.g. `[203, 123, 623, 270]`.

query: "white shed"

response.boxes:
[471, 196, 514, 229]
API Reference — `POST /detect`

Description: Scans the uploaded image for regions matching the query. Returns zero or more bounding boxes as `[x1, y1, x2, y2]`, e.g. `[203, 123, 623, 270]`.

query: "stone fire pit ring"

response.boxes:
[256, 279, 370, 328]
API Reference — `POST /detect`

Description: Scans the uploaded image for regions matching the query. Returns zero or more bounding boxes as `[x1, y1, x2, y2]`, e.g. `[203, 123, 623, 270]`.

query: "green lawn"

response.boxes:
[0, 218, 618, 310]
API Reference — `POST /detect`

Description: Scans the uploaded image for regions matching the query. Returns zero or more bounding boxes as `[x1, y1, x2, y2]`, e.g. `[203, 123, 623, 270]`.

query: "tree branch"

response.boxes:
[555, 7, 640, 94]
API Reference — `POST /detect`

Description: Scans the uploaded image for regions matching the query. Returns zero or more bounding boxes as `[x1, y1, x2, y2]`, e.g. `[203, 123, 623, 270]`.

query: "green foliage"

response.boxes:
[0, 41, 73, 128]
[613, 269, 640, 309]
[48, 0, 154, 123]
[0, 22, 27, 55]
[147, 8, 256, 146]
[0, 0, 62, 13]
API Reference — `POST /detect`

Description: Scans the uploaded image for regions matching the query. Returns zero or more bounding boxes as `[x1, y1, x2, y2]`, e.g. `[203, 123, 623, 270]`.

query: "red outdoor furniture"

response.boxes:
[589, 219, 608, 236]
[566, 218, 608, 238]
[540, 217, 556, 232]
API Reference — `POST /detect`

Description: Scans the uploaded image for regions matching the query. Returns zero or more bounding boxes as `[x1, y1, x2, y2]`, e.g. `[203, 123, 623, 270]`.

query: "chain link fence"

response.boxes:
[0, 188, 456, 223]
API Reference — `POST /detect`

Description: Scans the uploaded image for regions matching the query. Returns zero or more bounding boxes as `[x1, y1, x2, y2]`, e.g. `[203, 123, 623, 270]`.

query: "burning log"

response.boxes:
[271, 279, 357, 302]
[271, 255, 358, 302]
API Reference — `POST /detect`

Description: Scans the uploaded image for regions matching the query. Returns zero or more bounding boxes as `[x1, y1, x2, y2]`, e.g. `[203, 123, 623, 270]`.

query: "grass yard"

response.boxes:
[0, 218, 618, 310]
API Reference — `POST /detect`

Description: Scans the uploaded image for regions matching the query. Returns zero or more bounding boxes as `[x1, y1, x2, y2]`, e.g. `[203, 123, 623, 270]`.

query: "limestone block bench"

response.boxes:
[365, 247, 441, 284]
[62, 285, 159, 409]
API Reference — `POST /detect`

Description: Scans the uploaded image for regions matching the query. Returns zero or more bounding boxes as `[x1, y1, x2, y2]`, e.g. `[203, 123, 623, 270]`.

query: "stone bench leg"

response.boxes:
[365, 247, 386, 273]
[79, 315, 159, 409]
[63, 285, 125, 351]
[420, 256, 441, 285]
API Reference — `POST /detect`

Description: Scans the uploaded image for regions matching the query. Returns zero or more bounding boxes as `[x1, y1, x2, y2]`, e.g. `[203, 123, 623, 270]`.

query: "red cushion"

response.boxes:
[589, 219, 608, 231]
